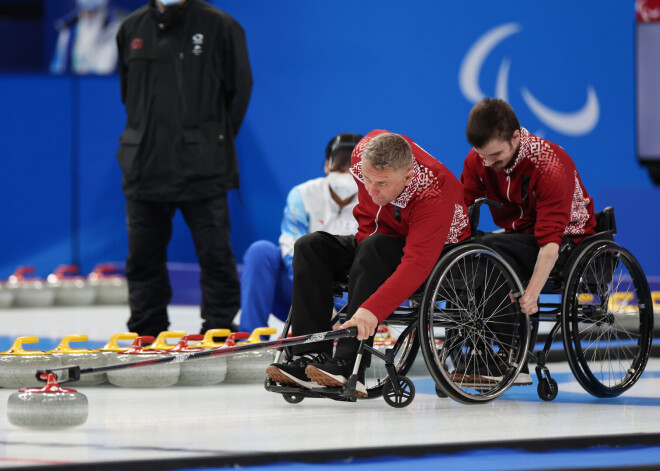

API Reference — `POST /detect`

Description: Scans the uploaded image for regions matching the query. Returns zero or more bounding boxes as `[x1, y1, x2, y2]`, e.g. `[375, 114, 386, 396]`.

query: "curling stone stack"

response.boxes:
[98, 332, 138, 365]
[170, 334, 227, 386]
[47, 265, 97, 306]
[7, 373, 88, 429]
[106, 336, 180, 388]
[225, 328, 277, 383]
[0, 337, 60, 388]
[87, 263, 128, 305]
[48, 335, 108, 386]
[0, 278, 14, 308]
[6, 266, 56, 308]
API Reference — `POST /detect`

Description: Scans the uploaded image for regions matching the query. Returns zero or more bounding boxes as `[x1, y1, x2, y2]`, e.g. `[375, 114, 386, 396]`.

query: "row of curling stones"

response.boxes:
[134, 327, 278, 385]
[0, 263, 128, 308]
[0, 333, 138, 388]
[106, 328, 236, 387]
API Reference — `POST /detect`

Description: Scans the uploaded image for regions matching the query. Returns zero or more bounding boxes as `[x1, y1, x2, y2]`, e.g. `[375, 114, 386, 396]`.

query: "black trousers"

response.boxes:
[478, 233, 539, 283]
[290, 232, 405, 358]
[125, 195, 240, 336]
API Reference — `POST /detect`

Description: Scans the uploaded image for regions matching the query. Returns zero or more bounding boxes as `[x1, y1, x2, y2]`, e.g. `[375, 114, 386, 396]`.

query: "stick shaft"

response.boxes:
[37, 327, 358, 383]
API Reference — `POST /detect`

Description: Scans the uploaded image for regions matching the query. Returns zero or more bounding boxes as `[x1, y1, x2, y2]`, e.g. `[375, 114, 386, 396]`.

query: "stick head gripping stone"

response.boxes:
[7, 373, 88, 429]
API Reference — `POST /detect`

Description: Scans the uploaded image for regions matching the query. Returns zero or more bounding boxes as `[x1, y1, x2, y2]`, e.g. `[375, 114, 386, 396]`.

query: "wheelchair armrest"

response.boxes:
[468, 198, 503, 235]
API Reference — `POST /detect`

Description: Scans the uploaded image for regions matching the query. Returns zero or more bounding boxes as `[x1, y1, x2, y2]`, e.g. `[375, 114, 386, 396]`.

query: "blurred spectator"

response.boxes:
[238, 133, 362, 333]
[50, 0, 127, 74]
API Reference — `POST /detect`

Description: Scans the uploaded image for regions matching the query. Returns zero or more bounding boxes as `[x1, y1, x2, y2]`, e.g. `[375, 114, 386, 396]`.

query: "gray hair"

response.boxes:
[362, 133, 413, 171]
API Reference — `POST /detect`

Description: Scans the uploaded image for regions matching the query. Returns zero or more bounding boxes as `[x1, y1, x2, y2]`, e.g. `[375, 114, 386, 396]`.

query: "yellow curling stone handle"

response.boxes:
[48, 334, 94, 354]
[193, 329, 232, 348]
[147, 331, 186, 351]
[1, 336, 46, 355]
[100, 332, 138, 352]
[246, 327, 278, 343]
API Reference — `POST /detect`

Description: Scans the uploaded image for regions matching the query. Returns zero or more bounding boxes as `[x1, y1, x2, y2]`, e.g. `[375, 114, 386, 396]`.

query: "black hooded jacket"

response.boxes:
[116, 0, 253, 200]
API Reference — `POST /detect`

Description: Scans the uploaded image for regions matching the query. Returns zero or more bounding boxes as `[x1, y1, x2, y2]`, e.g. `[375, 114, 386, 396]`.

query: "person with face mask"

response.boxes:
[115, 0, 253, 338]
[238, 133, 362, 334]
[50, 0, 127, 74]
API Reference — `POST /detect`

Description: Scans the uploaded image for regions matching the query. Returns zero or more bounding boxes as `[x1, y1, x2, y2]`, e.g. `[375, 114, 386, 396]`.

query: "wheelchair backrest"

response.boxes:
[543, 207, 617, 293]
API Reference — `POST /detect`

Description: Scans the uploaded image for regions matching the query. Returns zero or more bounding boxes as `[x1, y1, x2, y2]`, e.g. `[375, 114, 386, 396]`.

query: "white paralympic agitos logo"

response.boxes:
[459, 23, 599, 136]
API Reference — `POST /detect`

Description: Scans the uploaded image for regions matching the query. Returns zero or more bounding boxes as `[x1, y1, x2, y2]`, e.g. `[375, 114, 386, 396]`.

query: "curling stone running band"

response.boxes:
[37, 327, 359, 384]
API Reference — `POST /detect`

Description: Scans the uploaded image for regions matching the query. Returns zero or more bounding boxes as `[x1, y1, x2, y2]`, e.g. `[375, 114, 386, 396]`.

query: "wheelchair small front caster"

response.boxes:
[383, 375, 415, 408]
[282, 393, 305, 404]
[537, 377, 558, 401]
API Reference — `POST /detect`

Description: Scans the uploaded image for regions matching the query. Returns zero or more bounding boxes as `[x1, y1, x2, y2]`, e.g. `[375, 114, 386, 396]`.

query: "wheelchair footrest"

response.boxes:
[265, 381, 359, 403]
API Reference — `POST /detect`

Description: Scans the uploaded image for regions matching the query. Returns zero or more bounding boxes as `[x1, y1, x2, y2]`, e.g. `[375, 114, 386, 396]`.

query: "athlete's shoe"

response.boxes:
[266, 353, 326, 389]
[305, 356, 368, 398]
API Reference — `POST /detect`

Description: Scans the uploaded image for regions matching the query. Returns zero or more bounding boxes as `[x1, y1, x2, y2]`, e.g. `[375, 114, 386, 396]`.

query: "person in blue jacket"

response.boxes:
[238, 133, 362, 334]
[50, 0, 127, 75]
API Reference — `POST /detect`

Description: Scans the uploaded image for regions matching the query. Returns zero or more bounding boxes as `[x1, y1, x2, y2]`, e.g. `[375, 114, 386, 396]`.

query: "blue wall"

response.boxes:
[0, 0, 658, 280]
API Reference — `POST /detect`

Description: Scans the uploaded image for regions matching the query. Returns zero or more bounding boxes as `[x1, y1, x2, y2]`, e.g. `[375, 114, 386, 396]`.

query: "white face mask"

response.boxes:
[76, 0, 108, 11]
[159, 0, 182, 6]
[327, 172, 357, 200]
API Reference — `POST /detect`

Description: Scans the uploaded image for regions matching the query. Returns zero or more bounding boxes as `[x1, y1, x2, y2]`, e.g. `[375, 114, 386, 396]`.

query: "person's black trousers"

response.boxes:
[290, 232, 405, 358]
[125, 195, 240, 337]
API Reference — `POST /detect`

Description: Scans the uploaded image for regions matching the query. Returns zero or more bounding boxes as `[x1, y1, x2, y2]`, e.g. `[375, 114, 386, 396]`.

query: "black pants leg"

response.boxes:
[334, 233, 406, 360]
[180, 195, 240, 332]
[290, 232, 356, 355]
[125, 199, 175, 337]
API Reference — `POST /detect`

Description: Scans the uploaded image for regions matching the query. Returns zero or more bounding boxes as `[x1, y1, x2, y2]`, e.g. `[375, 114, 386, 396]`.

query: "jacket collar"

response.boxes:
[503, 126, 532, 175]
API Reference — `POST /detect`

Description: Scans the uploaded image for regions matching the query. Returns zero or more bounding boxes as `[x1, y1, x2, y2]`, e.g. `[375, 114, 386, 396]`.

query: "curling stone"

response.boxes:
[0, 279, 14, 308]
[98, 332, 138, 365]
[48, 335, 107, 386]
[170, 334, 227, 386]
[146, 331, 186, 352]
[0, 337, 61, 388]
[225, 328, 278, 383]
[6, 266, 56, 308]
[47, 265, 97, 306]
[107, 336, 180, 388]
[7, 373, 88, 429]
[87, 263, 128, 305]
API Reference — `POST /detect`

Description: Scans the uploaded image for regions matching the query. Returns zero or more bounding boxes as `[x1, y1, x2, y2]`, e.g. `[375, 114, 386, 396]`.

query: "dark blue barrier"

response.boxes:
[0, 0, 658, 282]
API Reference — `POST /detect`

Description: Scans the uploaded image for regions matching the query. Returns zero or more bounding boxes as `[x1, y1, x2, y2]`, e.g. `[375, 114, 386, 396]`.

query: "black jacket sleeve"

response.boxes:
[222, 20, 253, 137]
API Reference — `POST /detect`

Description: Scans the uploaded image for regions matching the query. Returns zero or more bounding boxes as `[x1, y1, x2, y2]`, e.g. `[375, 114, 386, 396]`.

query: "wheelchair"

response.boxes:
[529, 206, 654, 401]
[266, 199, 653, 407]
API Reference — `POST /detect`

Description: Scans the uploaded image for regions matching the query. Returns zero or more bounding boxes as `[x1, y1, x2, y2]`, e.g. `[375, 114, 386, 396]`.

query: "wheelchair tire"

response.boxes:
[282, 393, 305, 404]
[419, 244, 530, 404]
[561, 240, 654, 398]
[382, 375, 415, 408]
[537, 378, 558, 402]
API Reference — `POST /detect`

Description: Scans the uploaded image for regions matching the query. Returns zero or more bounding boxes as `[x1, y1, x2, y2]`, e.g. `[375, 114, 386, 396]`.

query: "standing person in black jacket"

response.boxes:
[115, 0, 253, 337]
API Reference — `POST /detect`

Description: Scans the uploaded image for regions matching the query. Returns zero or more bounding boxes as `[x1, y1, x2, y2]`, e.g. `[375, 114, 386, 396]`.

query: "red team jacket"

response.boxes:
[461, 127, 596, 247]
[349, 129, 471, 322]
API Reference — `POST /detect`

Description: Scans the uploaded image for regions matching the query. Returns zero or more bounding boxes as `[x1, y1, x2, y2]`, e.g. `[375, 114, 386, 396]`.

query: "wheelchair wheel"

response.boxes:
[382, 375, 415, 408]
[561, 240, 654, 398]
[282, 393, 305, 404]
[365, 323, 419, 398]
[419, 244, 530, 404]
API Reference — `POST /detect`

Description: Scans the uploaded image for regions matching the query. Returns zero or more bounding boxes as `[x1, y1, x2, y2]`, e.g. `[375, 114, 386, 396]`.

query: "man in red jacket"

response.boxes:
[266, 130, 471, 396]
[461, 98, 596, 384]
